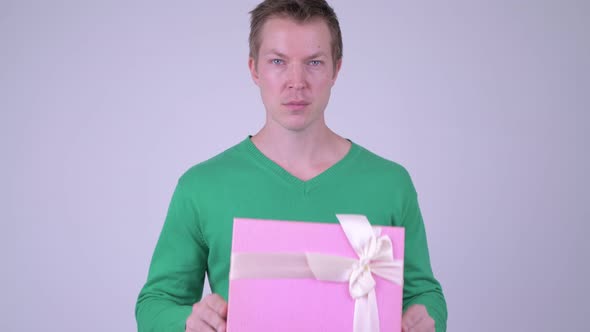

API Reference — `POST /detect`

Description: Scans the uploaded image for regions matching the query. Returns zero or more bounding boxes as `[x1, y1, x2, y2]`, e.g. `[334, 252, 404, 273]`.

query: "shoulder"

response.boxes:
[351, 142, 416, 192]
[177, 139, 250, 188]
[353, 143, 412, 178]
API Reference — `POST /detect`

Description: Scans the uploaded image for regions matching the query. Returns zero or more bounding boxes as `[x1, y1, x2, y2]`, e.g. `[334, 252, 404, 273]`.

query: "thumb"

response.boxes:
[402, 304, 426, 330]
[206, 294, 228, 318]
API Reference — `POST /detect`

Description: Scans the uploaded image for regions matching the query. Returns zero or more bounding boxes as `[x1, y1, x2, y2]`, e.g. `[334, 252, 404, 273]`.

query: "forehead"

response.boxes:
[258, 16, 332, 57]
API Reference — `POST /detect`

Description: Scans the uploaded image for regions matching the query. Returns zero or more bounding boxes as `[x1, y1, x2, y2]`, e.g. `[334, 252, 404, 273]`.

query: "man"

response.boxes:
[136, 1, 447, 331]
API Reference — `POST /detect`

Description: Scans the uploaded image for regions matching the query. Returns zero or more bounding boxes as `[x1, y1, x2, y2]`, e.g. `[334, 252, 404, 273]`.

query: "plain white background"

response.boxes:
[1, 1, 588, 331]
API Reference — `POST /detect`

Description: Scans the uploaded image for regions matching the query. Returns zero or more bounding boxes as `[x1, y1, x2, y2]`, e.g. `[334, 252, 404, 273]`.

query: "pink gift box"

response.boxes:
[227, 217, 405, 332]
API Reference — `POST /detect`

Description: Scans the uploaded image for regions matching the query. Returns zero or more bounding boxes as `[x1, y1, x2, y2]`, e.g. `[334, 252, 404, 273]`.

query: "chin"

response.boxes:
[272, 117, 310, 132]
[267, 109, 322, 132]
[267, 112, 304, 130]
[281, 122, 309, 132]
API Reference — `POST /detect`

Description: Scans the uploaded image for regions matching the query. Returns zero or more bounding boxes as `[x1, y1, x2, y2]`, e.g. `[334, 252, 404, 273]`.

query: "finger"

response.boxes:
[204, 294, 228, 318]
[402, 305, 427, 330]
[197, 305, 227, 332]
[411, 316, 435, 332]
[186, 303, 215, 332]
[186, 318, 216, 332]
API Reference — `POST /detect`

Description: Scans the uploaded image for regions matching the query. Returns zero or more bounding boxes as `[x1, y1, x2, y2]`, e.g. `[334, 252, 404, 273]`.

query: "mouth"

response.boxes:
[283, 101, 310, 111]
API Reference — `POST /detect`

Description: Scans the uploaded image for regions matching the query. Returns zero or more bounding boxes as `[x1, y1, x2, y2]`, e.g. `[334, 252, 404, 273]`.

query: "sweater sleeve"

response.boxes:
[400, 180, 448, 332]
[135, 178, 208, 332]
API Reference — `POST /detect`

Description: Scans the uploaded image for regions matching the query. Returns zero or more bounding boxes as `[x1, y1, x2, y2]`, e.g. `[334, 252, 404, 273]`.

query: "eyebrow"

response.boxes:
[305, 52, 328, 60]
[265, 49, 289, 59]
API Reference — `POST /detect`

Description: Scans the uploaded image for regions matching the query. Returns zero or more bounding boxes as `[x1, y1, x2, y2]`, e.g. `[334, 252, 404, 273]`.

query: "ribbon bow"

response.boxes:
[306, 215, 404, 332]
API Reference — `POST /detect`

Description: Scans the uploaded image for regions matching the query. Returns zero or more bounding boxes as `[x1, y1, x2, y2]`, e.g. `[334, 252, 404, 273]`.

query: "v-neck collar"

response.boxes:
[241, 135, 360, 192]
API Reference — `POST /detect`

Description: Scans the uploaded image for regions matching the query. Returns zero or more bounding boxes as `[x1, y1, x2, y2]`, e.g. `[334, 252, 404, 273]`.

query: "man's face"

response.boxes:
[249, 17, 341, 133]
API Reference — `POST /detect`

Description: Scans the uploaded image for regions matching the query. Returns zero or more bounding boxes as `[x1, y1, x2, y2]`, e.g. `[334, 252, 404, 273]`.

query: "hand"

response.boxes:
[185, 294, 228, 332]
[402, 304, 435, 332]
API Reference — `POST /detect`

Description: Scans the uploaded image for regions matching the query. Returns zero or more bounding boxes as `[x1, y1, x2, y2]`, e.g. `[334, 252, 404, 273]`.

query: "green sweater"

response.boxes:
[136, 137, 447, 331]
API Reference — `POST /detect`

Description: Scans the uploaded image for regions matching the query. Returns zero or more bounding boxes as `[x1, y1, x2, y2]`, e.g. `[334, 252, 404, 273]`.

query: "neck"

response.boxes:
[251, 123, 350, 172]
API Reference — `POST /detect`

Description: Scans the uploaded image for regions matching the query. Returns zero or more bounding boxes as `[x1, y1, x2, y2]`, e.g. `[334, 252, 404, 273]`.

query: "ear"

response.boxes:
[248, 57, 260, 86]
[331, 58, 342, 85]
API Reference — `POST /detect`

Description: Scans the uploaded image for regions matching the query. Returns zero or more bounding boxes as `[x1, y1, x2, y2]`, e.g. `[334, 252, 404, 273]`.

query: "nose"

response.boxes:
[287, 64, 307, 90]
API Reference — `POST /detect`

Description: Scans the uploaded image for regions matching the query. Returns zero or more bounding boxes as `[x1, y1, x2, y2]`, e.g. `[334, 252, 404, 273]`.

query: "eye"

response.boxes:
[271, 59, 285, 65]
[309, 60, 322, 66]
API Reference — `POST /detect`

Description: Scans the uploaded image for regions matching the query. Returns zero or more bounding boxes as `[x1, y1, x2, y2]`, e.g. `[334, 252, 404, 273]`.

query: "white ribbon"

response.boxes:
[230, 214, 404, 332]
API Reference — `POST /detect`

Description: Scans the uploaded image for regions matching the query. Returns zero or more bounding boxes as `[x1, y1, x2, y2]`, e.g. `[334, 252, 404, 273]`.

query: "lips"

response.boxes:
[284, 101, 310, 106]
[283, 101, 310, 111]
